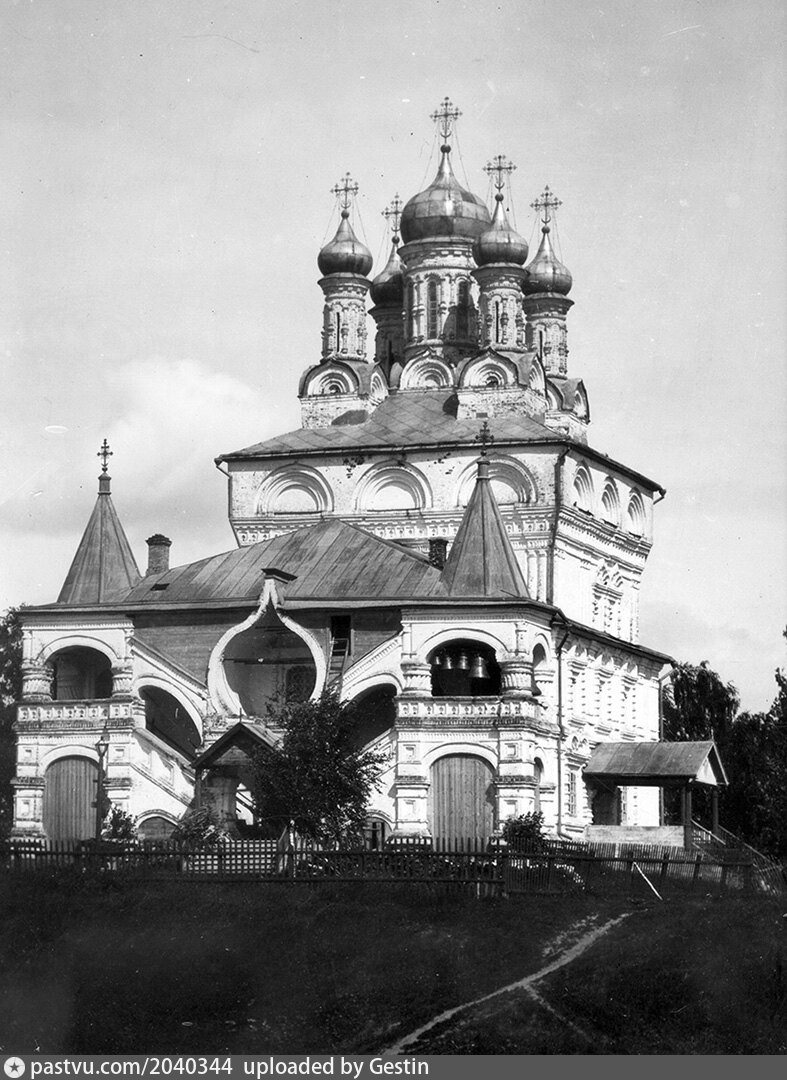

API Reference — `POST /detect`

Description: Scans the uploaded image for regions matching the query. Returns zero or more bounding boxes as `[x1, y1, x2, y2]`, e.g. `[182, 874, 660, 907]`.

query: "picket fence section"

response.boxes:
[2, 835, 780, 897]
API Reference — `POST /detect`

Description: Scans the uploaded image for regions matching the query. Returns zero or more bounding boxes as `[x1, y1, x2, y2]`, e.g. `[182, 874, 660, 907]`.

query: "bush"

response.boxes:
[102, 805, 138, 843]
[171, 806, 228, 850]
[501, 811, 547, 852]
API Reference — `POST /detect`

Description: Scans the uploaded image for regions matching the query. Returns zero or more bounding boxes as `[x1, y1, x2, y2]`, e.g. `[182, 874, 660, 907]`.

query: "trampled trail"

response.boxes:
[381, 912, 632, 1055]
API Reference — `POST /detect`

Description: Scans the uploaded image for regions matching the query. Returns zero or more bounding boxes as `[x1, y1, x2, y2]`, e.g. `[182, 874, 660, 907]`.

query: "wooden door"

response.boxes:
[43, 756, 98, 843]
[429, 754, 495, 846]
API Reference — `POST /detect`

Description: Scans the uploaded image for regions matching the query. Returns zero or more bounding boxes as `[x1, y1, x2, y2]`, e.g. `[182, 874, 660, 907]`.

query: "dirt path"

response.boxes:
[381, 912, 632, 1056]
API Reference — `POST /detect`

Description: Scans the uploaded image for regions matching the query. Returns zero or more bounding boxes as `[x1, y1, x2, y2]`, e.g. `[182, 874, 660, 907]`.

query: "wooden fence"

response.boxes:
[2, 835, 780, 898]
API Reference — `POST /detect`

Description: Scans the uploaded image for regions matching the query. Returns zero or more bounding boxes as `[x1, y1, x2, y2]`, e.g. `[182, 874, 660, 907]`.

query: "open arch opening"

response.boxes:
[428, 639, 501, 697]
[350, 684, 396, 750]
[50, 647, 112, 700]
[140, 686, 201, 760]
[223, 606, 317, 717]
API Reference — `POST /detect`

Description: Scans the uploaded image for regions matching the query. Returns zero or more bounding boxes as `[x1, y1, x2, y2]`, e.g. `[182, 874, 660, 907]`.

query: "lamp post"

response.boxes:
[94, 723, 111, 840]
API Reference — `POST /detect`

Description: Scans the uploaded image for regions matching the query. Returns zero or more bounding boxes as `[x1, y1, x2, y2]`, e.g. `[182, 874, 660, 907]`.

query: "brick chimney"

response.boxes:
[146, 534, 172, 576]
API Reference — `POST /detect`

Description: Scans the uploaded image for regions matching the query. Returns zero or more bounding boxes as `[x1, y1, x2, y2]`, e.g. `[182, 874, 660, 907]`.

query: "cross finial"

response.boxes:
[382, 194, 403, 242]
[484, 154, 517, 195]
[430, 97, 461, 143]
[475, 420, 494, 457]
[97, 438, 113, 474]
[531, 185, 562, 226]
[331, 173, 360, 213]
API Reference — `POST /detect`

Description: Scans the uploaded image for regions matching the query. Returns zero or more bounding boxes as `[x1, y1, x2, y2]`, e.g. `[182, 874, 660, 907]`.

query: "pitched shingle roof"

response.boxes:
[57, 476, 141, 604]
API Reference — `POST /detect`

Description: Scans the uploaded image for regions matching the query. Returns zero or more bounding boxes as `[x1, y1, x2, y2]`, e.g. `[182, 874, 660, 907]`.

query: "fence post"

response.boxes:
[660, 855, 670, 887]
[693, 853, 703, 889]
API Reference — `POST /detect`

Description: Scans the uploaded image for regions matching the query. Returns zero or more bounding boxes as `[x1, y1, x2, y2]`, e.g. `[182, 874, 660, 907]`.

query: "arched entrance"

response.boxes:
[43, 756, 98, 843]
[429, 754, 495, 845]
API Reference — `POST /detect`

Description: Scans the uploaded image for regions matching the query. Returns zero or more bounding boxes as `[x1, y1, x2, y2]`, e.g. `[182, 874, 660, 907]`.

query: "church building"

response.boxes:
[13, 100, 695, 846]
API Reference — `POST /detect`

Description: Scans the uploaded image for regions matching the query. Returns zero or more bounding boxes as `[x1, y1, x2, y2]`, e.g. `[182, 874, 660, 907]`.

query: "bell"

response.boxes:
[456, 651, 470, 671]
[469, 654, 490, 680]
[440, 652, 454, 669]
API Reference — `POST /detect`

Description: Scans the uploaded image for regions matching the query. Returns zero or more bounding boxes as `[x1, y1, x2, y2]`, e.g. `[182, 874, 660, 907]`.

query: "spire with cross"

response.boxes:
[430, 97, 462, 144]
[531, 185, 562, 227]
[382, 194, 403, 243]
[331, 173, 360, 215]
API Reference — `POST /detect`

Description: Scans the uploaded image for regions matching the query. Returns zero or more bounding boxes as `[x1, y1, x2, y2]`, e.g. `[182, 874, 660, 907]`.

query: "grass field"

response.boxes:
[0, 869, 784, 1055]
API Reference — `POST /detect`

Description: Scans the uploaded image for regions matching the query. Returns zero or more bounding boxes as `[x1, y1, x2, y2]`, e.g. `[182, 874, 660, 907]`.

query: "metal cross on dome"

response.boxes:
[430, 97, 461, 142]
[382, 194, 403, 240]
[484, 154, 517, 194]
[531, 185, 562, 226]
[331, 173, 359, 212]
[97, 438, 113, 474]
[475, 420, 495, 457]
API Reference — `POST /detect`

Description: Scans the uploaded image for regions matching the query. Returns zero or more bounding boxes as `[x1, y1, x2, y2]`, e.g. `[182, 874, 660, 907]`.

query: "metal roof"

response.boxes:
[124, 518, 447, 606]
[441, 457, 530, 599]
[57, 478, 141, 605]
[584, 741, 727, 787]
[217, 390, 557, 461]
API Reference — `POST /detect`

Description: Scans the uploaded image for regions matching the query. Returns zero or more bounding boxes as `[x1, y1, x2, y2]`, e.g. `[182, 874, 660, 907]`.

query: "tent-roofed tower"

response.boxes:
[58, 440, 141, 604]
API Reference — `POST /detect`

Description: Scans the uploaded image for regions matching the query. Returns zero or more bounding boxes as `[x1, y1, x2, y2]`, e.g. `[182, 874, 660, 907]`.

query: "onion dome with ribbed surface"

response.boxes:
[318, 210, 373, 277]
[523, 224, 572, 295]
[370, 241, 403, 305]
[400, 147, 491, 243]
[473, 194, 529, 266]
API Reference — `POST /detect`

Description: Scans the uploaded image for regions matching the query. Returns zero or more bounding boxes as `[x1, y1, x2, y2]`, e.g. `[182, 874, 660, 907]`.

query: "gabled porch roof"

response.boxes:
[584, 741, 727, 787]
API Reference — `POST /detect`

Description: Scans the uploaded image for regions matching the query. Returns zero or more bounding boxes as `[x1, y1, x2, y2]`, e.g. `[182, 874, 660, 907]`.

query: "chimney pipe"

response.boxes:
[146, 534, 172, 576]
[428, 538, 448, 570]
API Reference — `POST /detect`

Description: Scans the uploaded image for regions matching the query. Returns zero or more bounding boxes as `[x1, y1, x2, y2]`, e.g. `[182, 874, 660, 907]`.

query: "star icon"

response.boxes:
[4, 1060, 25, 1079]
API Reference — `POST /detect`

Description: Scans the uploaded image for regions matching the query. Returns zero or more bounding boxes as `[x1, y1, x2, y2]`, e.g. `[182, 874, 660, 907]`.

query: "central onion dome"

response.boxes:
[400, 146, 491, 244]
[473, 193, 529, 266]
[318, 210, 373, 277]
[523, 223, 572, 295]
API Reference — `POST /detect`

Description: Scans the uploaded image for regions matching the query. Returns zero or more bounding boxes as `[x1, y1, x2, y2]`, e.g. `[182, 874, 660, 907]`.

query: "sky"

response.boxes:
[1, 0, 785, 712]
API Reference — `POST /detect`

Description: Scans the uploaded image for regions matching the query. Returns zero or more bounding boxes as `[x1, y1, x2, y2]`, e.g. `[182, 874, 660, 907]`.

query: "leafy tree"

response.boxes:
[0, 608, 23, 836]
[250, 692, 388, 846]
[663, 641, 787, 856]
[662, 660, 739, 742]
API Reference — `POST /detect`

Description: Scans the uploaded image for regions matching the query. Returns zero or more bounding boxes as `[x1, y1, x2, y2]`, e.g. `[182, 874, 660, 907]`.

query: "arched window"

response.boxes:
[601, 481, 621, 527]
[428, 640, 501, 697]
[140, 687, 201, 760]
[626, 491, 646, 535]
[532, 643, 548, 698]
[427, 279, 439, 338]
[533, 757, 544, 814]
[456, 279, 470, 339]
[572, 466, 593, 513]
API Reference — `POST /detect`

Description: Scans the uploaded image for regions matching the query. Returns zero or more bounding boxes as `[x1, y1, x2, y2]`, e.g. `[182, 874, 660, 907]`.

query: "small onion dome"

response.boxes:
[473, 194, 529, 266]
[318, 210, 373, 277]
[400, 147, 491, 244]
[370, 241, 404, 305]
[523, 224, 572, 295]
